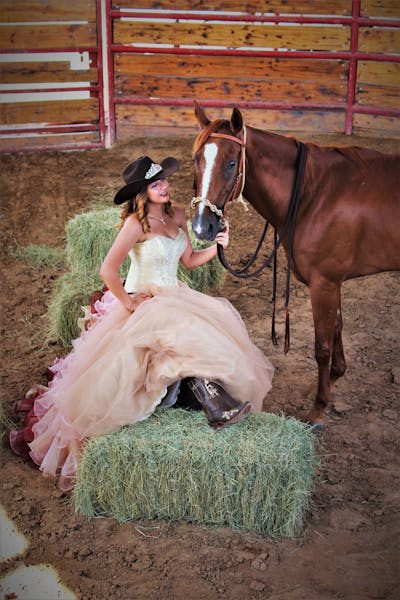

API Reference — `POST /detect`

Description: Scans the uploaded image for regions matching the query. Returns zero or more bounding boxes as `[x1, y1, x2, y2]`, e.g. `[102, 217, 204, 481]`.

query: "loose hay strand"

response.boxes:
[13, 244, 66, 270]
[74, 410, 317, 537]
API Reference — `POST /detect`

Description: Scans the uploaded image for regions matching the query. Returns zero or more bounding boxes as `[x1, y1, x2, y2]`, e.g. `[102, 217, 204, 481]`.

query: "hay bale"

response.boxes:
[65, 208, 127, 275]
[74, 410, 317, 537]
[47, 271, 103, 346]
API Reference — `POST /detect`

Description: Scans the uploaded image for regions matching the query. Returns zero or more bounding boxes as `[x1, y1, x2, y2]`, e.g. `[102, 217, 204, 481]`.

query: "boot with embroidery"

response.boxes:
[185, 377, 251, 429]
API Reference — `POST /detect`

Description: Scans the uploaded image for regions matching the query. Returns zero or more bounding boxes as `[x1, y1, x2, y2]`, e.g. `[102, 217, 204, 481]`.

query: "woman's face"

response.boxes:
[147, 178, 170, 204]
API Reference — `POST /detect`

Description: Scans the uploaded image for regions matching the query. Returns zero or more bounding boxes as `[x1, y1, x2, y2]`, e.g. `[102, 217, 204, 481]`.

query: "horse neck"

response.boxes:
[243, 127, 300, 228]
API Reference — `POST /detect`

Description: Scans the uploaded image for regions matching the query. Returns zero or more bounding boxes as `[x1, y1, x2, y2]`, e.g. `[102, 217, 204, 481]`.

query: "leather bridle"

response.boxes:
[191, 127, 247, 225]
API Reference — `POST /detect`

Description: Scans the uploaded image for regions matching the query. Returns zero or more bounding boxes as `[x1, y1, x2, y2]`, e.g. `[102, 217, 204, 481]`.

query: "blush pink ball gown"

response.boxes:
[10, 229, 274, 490]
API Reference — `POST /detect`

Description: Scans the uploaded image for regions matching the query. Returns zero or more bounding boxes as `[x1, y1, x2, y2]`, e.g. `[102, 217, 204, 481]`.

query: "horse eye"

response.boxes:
[226, 160, 236, 170]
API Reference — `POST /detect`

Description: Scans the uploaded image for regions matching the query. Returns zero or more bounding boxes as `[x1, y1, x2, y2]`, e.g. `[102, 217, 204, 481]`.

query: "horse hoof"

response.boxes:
[310, 422, 326, 436]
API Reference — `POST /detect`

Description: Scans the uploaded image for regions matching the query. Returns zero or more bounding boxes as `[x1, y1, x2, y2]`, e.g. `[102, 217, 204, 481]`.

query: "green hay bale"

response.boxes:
[47, 271, 103, 346]
[65, 208, 126, 275]
[13, 244, 66, 270]
[74, 410, 317, 538]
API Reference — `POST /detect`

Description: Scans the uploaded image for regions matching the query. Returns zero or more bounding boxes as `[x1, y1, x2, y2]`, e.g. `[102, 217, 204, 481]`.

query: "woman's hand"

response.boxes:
[215, 221, 229, 248]
[126, 292, 152, 313]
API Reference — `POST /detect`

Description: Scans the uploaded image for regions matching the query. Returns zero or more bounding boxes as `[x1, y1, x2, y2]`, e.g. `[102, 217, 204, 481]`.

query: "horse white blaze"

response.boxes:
[198, 142, 218, 217]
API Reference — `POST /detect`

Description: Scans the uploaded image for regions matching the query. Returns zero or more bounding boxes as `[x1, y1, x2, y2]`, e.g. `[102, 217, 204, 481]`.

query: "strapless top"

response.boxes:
[124, 228, 187, 293]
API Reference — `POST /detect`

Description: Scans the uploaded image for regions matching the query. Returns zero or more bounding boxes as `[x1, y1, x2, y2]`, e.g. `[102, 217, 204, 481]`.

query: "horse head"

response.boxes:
[191, 102, 246, 241]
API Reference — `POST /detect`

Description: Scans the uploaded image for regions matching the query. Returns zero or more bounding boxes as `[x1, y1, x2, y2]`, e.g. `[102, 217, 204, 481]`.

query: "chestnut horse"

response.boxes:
[191, 102, 400, 426]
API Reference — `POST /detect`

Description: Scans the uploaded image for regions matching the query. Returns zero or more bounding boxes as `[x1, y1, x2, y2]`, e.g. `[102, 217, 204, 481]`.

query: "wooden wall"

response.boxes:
[0, 0, 399, 152]
[0, 0, 102, 151]
[111, 0, 400, 140]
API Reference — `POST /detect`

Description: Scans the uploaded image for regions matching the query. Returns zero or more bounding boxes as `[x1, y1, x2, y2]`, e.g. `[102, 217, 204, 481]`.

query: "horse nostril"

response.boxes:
[191, 214, 219, 241]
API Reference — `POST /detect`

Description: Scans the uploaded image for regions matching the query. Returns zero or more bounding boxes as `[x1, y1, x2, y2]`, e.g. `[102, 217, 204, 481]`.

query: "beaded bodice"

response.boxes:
[124, 228, 187, 293]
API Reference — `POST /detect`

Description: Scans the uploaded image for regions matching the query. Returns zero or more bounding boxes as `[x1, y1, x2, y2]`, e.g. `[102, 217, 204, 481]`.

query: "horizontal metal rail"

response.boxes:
[111, 9, 400, 28]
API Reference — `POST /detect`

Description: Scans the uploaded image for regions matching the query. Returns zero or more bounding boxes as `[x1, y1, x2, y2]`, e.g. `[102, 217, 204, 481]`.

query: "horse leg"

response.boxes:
[306, 279, 341, 425]
[330, 299, 347, 383]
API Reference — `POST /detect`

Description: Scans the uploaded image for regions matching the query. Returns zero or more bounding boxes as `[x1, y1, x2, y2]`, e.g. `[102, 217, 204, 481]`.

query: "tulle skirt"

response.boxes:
[13, 284, 274, 490]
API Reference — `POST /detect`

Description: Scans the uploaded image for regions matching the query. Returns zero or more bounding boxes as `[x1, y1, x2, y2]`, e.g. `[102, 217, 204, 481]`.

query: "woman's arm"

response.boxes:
[99, 215, 144, 312]
[177, 208, 229, 269]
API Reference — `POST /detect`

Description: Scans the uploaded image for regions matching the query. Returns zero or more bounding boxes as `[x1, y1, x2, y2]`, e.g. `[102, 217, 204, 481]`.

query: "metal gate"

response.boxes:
[0, 0, 106, 152]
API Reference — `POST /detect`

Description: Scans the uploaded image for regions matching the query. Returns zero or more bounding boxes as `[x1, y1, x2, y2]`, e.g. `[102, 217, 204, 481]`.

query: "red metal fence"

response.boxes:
[107, 0, 400, 143]
[1, 0, 399, 152]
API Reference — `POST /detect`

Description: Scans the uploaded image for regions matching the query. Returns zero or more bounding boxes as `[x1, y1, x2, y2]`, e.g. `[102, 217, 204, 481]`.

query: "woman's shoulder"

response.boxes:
[118, 213, 143, 242]
[122, 213, 142, 232]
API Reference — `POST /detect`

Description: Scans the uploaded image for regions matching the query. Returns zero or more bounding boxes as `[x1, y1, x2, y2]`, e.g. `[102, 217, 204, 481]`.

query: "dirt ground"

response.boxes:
[1, 130, 399, 600]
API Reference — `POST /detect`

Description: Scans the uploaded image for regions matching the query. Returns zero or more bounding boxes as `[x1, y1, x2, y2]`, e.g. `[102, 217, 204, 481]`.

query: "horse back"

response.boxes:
[294, 145, 400, 282]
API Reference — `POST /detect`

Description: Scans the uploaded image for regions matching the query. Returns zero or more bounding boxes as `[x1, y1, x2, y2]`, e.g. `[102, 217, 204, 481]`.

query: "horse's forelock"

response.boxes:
[192, 119, 230, 154]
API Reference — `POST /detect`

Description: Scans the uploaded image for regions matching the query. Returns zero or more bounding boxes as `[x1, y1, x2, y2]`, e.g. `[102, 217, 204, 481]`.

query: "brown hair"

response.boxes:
[118, 186, 174, 232]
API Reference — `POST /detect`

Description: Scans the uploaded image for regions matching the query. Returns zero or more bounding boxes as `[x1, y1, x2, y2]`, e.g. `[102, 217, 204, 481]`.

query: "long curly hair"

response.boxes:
[118, 186, 174, 232]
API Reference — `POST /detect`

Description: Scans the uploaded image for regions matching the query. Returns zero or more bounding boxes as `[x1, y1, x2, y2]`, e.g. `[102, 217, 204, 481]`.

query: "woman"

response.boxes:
[10, 155, 274, 491]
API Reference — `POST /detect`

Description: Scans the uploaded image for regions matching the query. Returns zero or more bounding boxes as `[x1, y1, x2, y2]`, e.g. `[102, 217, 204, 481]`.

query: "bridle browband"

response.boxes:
[191, 127, 247, 225]
[191, 124, 308, 353]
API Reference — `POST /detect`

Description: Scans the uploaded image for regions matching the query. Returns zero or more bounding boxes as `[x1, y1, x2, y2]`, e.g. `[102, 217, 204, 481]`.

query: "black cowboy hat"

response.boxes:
[114, 155, 179, 205]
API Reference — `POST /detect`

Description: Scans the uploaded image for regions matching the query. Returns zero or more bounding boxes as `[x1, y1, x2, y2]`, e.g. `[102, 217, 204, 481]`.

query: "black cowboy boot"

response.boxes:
[185, 377, 251, 429]
[159, 380, 181, 408]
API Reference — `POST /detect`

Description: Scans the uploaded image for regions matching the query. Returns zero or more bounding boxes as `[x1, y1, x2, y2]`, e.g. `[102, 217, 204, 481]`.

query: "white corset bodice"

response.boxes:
[124, 228, 187, 293]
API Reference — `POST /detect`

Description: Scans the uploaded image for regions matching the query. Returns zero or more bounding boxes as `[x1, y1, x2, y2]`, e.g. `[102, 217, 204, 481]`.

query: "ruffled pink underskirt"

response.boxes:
[10, 285, 274, 490]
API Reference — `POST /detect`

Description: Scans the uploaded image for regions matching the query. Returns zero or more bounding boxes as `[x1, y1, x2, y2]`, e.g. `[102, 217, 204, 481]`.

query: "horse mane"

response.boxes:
[192, 119, 230, 153]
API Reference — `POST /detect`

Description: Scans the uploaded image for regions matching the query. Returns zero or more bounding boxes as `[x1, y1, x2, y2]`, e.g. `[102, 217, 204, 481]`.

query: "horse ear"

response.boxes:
[230, 107, 243, 134]
[194, 100, 210, 129]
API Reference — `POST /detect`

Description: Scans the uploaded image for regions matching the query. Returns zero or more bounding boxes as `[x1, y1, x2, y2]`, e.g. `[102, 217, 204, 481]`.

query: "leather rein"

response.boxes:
[191, 127, 308, 353]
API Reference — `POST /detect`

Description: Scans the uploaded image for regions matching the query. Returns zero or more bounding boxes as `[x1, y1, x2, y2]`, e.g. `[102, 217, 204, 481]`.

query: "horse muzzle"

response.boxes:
[191, 196, 225, 241]
[191, 212, 222, 241]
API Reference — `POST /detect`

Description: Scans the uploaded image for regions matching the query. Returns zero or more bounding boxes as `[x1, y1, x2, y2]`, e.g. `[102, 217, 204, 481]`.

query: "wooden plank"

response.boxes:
[115, 104, 346, 137]
[0, 0, 96, 22]
[116, 75, 347, 104]
[355, 85, 400, 108]
[356, 60, 400, 108]
[113, 1, 352, 16]
[360, 0, 400, 18]
[0, 62, 98, 84]
[242, 108, 346, 133]
[115, 53, 348, 81]
[115, 54, 347, 103]
[0, 98, 99, 125]
[0, 24, 97, 50]
[358, 27, 400, 54]
[357, 60, 400, 86]
[353, 113, 400, 138]
[114, 21, 351, 51]
[0, 131, 100, 151]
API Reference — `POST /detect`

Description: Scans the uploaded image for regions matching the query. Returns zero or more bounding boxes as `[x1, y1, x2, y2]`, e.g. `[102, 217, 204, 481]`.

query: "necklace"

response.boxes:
[148, 214, 166, 225]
